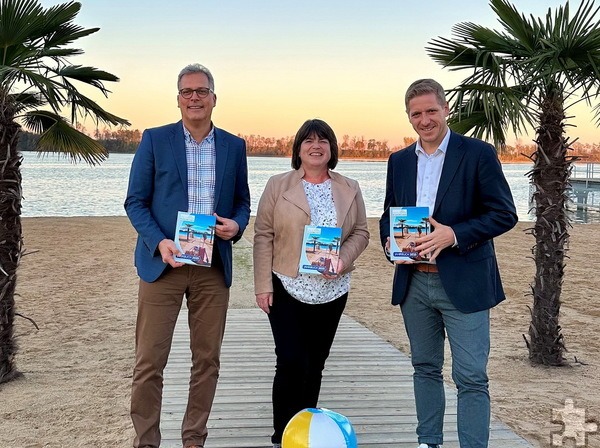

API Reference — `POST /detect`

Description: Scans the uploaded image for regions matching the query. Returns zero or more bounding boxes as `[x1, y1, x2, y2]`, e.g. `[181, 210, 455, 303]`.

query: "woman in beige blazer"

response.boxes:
[254, 119, 369, 447]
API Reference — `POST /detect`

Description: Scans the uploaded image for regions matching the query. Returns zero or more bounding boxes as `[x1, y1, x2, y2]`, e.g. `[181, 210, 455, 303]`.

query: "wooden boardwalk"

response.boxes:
[160, 309, 533, 448]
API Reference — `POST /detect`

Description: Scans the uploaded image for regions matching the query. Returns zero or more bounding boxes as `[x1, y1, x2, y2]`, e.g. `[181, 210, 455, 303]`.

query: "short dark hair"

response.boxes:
[291, 119, 339, 170]
[405, 78, 446, 112]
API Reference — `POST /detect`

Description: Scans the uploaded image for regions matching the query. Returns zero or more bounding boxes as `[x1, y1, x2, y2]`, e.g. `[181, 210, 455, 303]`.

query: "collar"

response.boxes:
[183, 123, 215, 145]
[414, 128, 451, 156]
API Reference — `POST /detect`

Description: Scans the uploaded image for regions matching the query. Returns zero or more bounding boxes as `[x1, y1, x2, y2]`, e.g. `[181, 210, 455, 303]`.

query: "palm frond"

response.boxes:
[21, 109, 60, 134]
[27, 1, 86, 44]
[24, 110, 108, 165]
[448, 111, 505, 142]
[447, 83, 533, 147]
[57, 65, 120, 94]
[65, 88, 130, 127]
[0, 0, 45, 47]
[1, 66, 67, 110]
[43, 23, 99, 50]
[1, 0, 129, 164]
[490, 0, 542, 52]
[592, 102, 600, 127]
[37, 47, 83, 58]
[9, 91, 45, 114]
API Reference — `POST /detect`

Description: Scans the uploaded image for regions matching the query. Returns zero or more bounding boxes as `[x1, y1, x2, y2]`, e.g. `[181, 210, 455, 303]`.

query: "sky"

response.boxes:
[39, 0, 598, 147]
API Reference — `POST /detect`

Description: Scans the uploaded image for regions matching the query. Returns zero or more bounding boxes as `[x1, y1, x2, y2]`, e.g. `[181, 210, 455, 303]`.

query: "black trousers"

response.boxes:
[268, 274, 348, 443]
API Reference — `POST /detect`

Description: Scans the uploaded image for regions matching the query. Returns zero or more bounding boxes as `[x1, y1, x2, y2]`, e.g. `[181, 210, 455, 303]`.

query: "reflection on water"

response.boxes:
[20, 152, 599, 223]
[569, 187, 600, 224]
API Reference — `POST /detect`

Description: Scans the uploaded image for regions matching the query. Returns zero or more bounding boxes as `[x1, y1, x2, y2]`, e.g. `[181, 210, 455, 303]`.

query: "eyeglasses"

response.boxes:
[178, 88, 213, 99]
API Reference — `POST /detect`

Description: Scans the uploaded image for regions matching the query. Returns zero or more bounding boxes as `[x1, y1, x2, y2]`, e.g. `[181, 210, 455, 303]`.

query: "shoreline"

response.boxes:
[19, 149, 557, 163]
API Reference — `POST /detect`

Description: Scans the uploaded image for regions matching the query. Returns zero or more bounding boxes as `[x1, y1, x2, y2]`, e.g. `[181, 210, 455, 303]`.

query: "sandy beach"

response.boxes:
[1, 216, 598, 447]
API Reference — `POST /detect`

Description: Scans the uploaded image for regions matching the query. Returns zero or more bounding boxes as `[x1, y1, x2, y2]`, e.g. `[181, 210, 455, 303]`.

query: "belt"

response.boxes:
[414, 263, 438, 273]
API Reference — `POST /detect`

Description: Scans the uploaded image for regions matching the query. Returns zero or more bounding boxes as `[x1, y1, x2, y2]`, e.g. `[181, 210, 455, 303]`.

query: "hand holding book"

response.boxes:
[322, 258, 344, 279]
[213, 213, 239, 241]
[158, 238, 186, 268]
[412, 216, 456, 262]
[387, 212, 455, 264]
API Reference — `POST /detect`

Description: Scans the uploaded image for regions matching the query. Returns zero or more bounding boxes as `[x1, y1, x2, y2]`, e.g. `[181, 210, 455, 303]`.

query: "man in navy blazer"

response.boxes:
[379, 79, 517, 448]
[125, 63, 250, 448]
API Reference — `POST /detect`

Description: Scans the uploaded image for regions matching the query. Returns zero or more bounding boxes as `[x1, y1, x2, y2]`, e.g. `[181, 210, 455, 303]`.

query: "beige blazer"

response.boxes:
[253, 167, 370, 295]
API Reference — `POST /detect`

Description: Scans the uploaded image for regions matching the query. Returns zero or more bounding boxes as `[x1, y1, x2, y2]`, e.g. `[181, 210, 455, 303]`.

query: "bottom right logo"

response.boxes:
[552, 398, 598, 447]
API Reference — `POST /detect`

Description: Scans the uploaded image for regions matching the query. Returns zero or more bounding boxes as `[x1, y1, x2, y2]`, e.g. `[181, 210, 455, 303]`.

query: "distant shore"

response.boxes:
[19, 146, 539, 163]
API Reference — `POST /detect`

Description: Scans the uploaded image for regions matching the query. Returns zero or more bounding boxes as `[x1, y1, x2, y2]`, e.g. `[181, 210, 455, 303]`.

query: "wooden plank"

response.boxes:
[160, 308, 533, 448]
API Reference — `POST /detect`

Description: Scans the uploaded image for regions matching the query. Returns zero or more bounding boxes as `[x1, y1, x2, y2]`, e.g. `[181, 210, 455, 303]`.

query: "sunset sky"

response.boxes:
[40, 0, 598, 147]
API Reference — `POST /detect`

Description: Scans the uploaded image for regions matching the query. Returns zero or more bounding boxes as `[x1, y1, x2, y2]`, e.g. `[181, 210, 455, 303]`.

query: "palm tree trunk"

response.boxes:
[527, 88, 570, 366]
[0, 96, 23, 384]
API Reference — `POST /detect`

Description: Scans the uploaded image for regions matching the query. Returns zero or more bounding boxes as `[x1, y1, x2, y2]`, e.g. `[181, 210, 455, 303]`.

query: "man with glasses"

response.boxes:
[125, 63, 251, 448]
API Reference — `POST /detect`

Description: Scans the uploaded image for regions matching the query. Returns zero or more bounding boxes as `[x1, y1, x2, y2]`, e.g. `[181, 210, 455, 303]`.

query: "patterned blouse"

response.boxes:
[275, 179, 351, 304]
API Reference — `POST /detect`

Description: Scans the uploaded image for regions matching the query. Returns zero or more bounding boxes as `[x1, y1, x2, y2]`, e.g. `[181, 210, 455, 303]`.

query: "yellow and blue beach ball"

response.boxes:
[282, 407, 358, 448]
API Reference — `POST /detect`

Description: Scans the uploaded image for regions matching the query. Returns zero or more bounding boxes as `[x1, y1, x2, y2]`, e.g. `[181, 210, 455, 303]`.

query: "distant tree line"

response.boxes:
[16, 128, 141, 154]
[240, 133, 397, 159]
[15, 130, 40, 152]
[15, 129, 600, 162]
[93, 128, 142, 153]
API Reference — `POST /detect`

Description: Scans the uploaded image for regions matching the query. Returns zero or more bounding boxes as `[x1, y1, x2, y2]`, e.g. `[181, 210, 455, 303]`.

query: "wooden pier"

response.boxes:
[159, 308, 533, 448]
[570, 163, 600, 217]
[571, 162, 600, 188]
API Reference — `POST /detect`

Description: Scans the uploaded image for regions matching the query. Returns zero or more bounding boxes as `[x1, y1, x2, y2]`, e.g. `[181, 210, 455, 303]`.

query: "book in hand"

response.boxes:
[173, 212, 217, 267]
[389, 206, 432, 262]
[299, 225, 342, 275]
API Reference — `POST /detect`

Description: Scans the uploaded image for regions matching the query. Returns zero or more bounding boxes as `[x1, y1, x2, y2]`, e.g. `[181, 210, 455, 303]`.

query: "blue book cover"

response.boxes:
[298, 225, 342, 275]
[173, 212, 217, 267]
[389, 207, 432, 262]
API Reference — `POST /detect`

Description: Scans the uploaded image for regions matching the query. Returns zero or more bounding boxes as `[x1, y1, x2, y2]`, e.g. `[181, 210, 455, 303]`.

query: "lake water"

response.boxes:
[19, 152, 595, 222]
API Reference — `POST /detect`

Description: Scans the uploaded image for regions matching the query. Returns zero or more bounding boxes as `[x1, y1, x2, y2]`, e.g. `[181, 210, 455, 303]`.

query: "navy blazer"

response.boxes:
[125, 121, 251, 287]
[379, 131, 517, 313]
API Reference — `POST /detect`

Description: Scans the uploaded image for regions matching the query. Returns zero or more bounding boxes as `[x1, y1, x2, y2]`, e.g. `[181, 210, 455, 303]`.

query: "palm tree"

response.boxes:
[421, 217, 430, 234]
[183, 223, 193, 242]
[332, 236, 341, 254]
[0, 0, 128, 383]
[208, 225, 216, 244]
[426, 0, 600, 365]
[397, 219, 406, 237]
[310, 236, 320, 253]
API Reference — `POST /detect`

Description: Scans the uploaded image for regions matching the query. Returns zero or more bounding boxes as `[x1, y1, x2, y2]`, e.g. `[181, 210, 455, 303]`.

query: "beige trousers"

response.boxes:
[130, 265, 229, 448]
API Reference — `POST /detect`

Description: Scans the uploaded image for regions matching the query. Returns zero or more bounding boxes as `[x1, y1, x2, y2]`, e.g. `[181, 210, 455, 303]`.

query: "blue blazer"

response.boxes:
[125, 121, 251, 287]
[379, 131, 517, 313]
